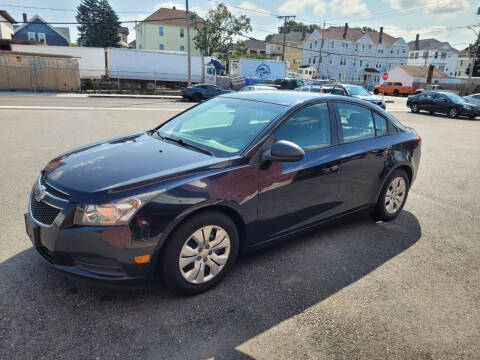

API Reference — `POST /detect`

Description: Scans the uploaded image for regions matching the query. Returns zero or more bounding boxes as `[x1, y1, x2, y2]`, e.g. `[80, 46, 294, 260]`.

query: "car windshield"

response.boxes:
[344, 85, 370, 96]
[156, 97, 286, 157]
[443, 93, 467, 103]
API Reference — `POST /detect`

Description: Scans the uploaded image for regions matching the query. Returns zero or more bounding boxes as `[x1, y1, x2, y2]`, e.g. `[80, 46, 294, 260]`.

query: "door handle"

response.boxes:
[372, 147, 390, 155]
[322, 165, 339, 174]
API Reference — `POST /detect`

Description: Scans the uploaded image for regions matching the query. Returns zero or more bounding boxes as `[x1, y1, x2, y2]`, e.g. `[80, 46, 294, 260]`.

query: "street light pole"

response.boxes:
[186, 0, 192, 86]
[467, 28, 480, 94]
[276, 15, 295, 62]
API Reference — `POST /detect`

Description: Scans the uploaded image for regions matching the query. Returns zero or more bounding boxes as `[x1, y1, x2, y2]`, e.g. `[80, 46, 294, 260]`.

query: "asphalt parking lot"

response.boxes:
[1, 95, 479, 359]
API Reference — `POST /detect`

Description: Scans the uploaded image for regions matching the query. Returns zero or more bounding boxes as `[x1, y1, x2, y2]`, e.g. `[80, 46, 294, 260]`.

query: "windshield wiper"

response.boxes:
[156, 132, 214, 156]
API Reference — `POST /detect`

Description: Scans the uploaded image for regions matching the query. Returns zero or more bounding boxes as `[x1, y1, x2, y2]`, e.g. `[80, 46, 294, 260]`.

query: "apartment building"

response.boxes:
[135, 6, 202, 54]
[407, 37, 458, 77]
[267, 31, 306, 70]
[302, 24, 408, 86]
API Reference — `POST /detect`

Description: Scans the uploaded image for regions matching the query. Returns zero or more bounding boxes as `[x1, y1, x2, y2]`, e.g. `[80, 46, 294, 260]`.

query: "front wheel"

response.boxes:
[448, 107, 458, 118]
[393, 89, 399, 96]
[160, 211, 239, 295]
[410, 103, 420, 113]
[373, 89, 379, 95]
[372, 169, 410, 222]
[191, 93, 203, 102]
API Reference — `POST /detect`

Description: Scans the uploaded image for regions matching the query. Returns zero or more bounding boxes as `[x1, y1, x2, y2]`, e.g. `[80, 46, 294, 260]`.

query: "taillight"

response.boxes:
[321, 88, 325, 93]
[417, 136, 422, 147]
[180, 87, 186, 92]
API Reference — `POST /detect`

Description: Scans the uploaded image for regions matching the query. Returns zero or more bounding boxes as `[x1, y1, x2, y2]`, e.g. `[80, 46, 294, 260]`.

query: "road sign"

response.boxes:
[382, 72, 389, 81]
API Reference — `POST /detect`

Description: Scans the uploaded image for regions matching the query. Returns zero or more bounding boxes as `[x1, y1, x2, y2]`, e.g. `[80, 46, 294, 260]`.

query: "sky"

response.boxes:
[3, 0, 479, 49]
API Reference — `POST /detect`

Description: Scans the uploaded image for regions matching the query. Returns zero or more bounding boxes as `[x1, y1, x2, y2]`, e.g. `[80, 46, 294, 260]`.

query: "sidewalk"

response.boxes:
[88, 93, 183, 99]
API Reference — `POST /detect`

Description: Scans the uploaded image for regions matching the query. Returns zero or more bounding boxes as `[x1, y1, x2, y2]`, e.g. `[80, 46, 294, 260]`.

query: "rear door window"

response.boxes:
[337, 103, 375, 143]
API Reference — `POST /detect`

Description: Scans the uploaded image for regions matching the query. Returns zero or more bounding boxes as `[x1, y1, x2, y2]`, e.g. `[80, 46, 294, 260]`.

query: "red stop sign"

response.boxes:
[382, 72, 389, 81]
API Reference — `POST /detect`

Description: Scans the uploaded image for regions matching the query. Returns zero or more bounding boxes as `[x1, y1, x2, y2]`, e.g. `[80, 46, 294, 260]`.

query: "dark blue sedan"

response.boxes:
[180, 83, 232, 102]
[25, 91, 421, 295]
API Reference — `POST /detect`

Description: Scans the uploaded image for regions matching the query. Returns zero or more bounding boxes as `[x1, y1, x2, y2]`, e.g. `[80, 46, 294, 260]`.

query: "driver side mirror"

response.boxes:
[263, 140, 305, 162]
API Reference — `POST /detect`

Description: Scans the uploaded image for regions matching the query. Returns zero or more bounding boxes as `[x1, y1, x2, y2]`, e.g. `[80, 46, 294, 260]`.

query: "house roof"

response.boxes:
[245, 39, 265, 50]
[118, 26, 129, 35]
[13, 15, 70, 43]
[397, 65, 449, 78]
[0, 50, 76, 58]
[0, 10, 16, 23]
[142, 7, 203, 27]
[269, 31, 306, 44]
[314, 26, 400, 45]
[407, 38, 458, 53]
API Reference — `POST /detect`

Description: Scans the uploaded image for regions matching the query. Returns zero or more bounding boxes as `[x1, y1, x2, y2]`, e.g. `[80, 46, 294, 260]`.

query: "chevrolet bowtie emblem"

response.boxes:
[35, 184, 46, 202]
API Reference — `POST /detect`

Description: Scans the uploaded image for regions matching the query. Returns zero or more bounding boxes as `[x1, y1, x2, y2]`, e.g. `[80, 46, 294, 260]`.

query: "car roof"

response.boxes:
[220, 90, 330, 106]
[220, 90, 378, 107]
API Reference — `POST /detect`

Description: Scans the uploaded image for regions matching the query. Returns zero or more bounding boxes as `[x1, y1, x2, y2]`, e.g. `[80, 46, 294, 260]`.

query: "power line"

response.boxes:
[0, 3, 142, 14]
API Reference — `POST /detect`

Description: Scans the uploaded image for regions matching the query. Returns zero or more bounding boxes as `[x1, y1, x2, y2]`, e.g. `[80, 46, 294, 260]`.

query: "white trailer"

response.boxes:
[106, 48, 214, 84]
[10, 44, 105, 79]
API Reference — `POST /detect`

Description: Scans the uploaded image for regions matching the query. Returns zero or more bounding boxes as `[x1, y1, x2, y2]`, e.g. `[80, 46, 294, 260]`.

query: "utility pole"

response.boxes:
[467, 11, 480, 94]
[186, 0, 192, 86]
[277, 15, 295, 62]
[317, 20, 325, 74]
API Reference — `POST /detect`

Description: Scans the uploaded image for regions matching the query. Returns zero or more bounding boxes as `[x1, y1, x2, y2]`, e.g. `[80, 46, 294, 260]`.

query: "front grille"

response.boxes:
[40, 173, 69, 200]
[30, 192, 62, 226]
[37, 245, 54, 263]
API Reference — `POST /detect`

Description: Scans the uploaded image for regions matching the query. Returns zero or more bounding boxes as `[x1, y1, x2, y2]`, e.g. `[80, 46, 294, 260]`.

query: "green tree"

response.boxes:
[284, 20, 316, 33]
[192, 3, 252, 59]
[76, 0, 120, 47]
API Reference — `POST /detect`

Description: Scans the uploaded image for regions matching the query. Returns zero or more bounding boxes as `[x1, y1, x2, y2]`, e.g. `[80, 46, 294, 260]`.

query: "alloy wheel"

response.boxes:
[384, 177, 406, 215]
[449, 107, 458, 118]
[411, 103, 419, 112]
[178, 225, 231, 284]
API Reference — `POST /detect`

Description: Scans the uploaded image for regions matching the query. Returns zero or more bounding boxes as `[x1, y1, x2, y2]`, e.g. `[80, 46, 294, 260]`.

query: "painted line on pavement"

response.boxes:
[0, 106, 187, 111]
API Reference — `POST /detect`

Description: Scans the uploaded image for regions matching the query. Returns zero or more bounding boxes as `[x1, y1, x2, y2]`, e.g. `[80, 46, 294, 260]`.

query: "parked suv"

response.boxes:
[322, 84, 386, 109]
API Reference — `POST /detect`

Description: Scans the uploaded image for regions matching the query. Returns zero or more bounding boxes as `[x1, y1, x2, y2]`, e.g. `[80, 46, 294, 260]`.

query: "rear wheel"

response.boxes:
[393, 89, 400, 96]
[469, 115, 476, 119]
[448, 107, 458, 118]
[410, 103, 419, 113]
[373, 89, 379, 95]
[160, 211, 239, 295]
[372, 169, 410, 222]
[429, 111, 435, 114]
[192, 93, 203, 102]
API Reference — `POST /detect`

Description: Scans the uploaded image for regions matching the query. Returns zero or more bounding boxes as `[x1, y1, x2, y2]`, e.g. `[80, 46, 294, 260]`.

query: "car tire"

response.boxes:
[160, 211, 239, 296]
[371, 169, 410, 222]
[429, 111, 434, 114]
[393, 89, 399, 96]
[469, 115, 476, 119]
[410, 103, 420, 113]
[448, 107, 459, 118]
[192, 93, 203, 102]
[373, 89, 379, 95]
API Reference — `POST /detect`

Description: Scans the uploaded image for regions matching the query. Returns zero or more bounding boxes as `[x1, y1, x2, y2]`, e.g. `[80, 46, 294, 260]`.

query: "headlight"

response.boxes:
[463, 104, 472, 110]
[74, 197, 141, 226]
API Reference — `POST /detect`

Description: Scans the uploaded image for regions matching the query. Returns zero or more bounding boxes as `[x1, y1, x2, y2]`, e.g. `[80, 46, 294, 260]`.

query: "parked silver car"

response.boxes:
[240, 85, 277, 91]
[464, 94, 480, 105]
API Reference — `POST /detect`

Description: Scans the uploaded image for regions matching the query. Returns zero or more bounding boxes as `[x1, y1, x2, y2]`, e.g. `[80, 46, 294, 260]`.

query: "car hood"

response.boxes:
[352, 94, 384, 102]
[43, 132, 226, 195]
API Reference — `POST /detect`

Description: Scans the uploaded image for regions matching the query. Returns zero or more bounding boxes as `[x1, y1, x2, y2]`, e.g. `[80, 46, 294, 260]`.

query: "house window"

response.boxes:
[434, 52, 438, 59]
[390, 50, 393, 54]
[313, 57, 316, 64]
[368, 45, 372, 50]
[314, 40, 317, 47]
[441, 52, 447, 59]
[439, 65, 445, 71]
[355, 44, 358, 51]
[159, 27, 164, 36]
[415, 52, 419, 59]
[330, 41, 334, 48]
[27, 32, 36, 41]
[360, 60, 363, 66]
[180, 45, 185, 51]
[308, 58, 311, 64]
[159, 44, 164, 50]
[37, 33, 46, 43]
[397, 50, 399, 54]
[310, 42, 312, 49]
[180, 28, 184, 38]
[362, 44, 365, 51]
[423, 51, 429, 59]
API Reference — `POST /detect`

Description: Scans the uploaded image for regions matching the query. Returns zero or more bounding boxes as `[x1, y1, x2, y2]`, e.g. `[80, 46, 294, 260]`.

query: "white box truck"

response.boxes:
[229, 58, 286, 80]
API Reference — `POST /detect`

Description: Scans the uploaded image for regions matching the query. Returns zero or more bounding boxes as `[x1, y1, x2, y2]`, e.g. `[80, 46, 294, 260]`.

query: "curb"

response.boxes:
[87, 94, 183, 99]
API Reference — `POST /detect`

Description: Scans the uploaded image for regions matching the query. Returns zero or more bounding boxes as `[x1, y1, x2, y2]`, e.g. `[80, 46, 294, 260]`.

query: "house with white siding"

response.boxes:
[407, 37, 458, 77]
[301, 24, 408, 87]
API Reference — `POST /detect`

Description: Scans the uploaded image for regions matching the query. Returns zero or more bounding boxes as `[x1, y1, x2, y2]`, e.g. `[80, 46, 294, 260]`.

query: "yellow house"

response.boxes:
[266, 31, 306, 70]
[135, 7, 203, 54]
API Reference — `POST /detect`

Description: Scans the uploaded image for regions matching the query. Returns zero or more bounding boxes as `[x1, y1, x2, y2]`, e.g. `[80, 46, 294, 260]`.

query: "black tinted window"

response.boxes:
[332, 88, 345, 95]
[337, 103, 375, 143]
[275, 103, 331, 151]
[373, 112, 388, 136]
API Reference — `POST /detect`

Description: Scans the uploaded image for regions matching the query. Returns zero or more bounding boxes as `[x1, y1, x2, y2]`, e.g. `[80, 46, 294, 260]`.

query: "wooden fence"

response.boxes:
[0, 51, 80, 92]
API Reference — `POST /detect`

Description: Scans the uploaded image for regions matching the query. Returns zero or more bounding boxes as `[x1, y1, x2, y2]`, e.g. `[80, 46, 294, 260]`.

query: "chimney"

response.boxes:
[415, 34, 420, 50]
[22, 13, 27, 23]
[172, 6, 176, 10]
[342, 23, 348, 39]
[379, 26, 383, 44]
